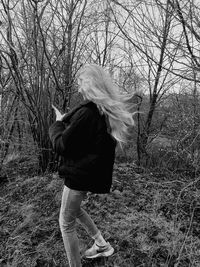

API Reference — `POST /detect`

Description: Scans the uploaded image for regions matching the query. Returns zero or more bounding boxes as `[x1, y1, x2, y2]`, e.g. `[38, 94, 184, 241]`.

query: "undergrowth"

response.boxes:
[0, 164, 200, 266]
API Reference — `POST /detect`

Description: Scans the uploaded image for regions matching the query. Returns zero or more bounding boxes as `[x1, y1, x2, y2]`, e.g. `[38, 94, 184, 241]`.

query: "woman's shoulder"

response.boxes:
[62, 101, 96, 123]
[71, 102, 98, 123]
[80, 100, 97, 110]
[78, 101, 101, 116]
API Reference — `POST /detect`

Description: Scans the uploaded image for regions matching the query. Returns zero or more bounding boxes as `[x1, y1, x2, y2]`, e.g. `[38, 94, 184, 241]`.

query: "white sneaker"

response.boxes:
[84, 242, 114, 259]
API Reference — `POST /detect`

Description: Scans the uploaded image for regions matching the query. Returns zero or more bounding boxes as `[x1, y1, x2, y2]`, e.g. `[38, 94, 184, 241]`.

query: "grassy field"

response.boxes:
[1, 163, 200, 266]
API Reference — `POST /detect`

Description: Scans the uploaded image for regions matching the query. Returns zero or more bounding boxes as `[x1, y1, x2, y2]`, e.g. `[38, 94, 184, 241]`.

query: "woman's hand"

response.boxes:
[52, 105, 66, 121]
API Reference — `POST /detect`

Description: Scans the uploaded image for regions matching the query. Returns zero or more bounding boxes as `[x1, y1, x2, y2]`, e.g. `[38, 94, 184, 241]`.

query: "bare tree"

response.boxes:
[109, 0, 182, 164]
[0, 0, 122, 172]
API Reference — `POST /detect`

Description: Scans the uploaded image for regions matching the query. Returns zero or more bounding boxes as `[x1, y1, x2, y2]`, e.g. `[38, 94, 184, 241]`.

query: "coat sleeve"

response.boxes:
[49, 107, 95, 156]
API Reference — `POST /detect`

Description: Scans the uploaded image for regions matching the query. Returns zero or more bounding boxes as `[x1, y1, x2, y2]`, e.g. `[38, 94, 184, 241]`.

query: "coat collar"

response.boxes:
[62, 101, 97, 123]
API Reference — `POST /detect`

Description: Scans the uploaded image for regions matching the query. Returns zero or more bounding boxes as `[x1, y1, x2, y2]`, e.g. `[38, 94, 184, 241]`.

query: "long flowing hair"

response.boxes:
[77, 64, 135, 146]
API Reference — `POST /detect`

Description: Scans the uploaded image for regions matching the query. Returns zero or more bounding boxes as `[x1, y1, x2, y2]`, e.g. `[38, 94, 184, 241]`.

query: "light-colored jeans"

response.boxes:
[59, 185, 99, 267]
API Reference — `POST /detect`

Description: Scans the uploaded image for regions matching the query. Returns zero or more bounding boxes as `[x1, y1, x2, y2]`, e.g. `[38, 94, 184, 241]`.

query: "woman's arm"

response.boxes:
[49, 107, 95, 157]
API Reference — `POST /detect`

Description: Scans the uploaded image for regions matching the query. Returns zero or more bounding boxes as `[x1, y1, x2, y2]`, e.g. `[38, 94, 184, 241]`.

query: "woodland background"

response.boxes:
[1, 0, 200, 266]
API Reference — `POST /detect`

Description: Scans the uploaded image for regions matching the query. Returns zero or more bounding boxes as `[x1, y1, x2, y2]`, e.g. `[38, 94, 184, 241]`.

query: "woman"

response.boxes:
[49, 64, 134, 267]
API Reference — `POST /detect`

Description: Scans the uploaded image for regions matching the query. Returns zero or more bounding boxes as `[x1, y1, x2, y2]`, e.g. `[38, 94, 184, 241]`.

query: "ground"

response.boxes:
[0, 163, 200, 266]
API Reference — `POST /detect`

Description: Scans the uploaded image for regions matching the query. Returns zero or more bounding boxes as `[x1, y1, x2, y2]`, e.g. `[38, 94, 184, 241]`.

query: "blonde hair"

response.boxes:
[77, 64, 135, 146]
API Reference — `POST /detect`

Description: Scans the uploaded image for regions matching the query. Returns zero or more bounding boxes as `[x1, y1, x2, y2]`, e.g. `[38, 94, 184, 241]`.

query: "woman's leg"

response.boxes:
[59, 185, 86, 267]
[77, 206, 114, 259]
[76, 208, 99, 238]
[77, 206, 107, 246]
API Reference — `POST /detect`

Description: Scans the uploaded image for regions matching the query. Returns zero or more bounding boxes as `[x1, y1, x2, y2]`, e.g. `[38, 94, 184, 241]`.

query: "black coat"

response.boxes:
[49, 101, 116, 193]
